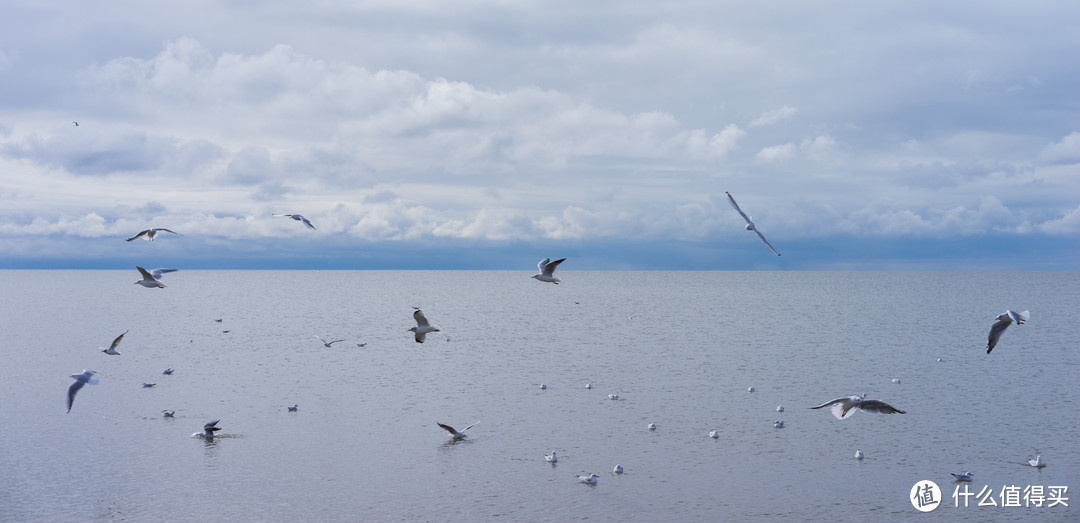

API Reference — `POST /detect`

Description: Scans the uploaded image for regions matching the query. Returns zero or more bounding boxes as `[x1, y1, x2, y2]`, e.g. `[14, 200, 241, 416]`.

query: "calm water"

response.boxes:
[0, 271, 1076, 522]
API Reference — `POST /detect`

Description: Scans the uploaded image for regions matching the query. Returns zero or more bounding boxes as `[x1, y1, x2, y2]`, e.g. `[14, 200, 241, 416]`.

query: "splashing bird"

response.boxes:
[437, 421, 479, 440]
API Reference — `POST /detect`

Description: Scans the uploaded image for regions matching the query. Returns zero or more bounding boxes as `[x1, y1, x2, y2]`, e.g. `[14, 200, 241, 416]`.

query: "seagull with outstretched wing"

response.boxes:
[726, 192, 781, 256]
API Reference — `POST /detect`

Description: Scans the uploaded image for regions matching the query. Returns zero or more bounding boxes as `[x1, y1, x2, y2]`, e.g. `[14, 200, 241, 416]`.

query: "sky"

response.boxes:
[0, 1, 1077, 270]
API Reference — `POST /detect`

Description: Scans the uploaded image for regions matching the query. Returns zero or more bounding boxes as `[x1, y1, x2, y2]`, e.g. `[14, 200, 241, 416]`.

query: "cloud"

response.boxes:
[749, 106, 796, 128]
[1039, 131, 1080, 164]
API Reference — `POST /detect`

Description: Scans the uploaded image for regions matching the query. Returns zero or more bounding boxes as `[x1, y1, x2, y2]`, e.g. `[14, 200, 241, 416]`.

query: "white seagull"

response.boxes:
[951, 471, 974, 481]
[194, 419, 221, 439]
[162, 368, 174, 375]
[67, 370, 98, 413]
[810, 394, 906, 419]
[578, 473, 599, 485]
[987, 309, 1029, 354]
[709, 430, 720, 439]
[1028, 455, 1045, 468]
[409, 310, 440, 343]
[100, 330, 127, 355]
[726, 192, 781, 256]
[776, 405, 785, 412]
[613, 465, 624, 474]
[774, 420, 785, 428]
[314, 335, 345, 348]
[134, 266, 178, 288]
[855, 449, 864, 460]
[288, 404, 299, 412]
[126, 228, 182, 242]
[607, 394, 619, 400]
[532, 258, 566, 284]
[545, 451, 558, 463]
[648, 423, 657, 430]
[273, 213, 316, 230]
[437, 421, 479, 440]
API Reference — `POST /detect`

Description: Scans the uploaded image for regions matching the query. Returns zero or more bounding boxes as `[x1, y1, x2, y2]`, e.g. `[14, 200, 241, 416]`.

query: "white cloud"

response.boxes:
[755, 143, 796, 163]
[749, 106, 796, 128]
[1039, 131, 1080, 164]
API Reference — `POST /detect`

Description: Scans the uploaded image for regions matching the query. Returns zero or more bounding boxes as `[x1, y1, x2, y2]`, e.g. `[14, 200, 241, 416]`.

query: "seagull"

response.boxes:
[162, 368, 174, 375]
[126, 228, 182, 242]
[134, 266, 178, 288]
[162, 410, 175, 418]
[1028, 455, 1045, 468]
[437, 421, 479, 440]
[951, 471, 974, 481]
[810, 394, 906, 419]
[607, 394, 619, 400]
[648, 423, 657, 430]
[545, 451, 558, 463]
[585, 383, 592, 390]
[99, 330, 127, 355]
[613, 465, 624, 474]
[891, 378, 901, 384]
[540, 384, 548, 390]
[987, 310, 1029, 353]
[578, 473, 599, 485]
[273, 214, 316, 230]
[357, 343, 367, 348]
[747, 386, 755, 393]
[314, 335, 345, 348]
[73, 121, 79, 126]
[726, 192, 781, 256]
[709, 430, 720, 439]
[774, 420, 785, 428]
[532, 258, 566, 284]
[194, 419, 221, 439]
[409, 310, 440, 343]
[142, 383, 156, 388]
[776, 405, 785, 412]
[855, 449, 864, 460]
[215, 319, 223, 322]
[288, 404, 299, 412]
[66, 370, 98, 413]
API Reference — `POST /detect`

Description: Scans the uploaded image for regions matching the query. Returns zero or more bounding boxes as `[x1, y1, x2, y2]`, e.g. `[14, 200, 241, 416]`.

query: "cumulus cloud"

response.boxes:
[749, 106, 797, 128]
[1039, 131, 1080, 164]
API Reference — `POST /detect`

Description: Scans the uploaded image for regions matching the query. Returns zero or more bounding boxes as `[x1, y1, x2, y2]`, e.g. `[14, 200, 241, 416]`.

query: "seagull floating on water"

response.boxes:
[162, 368, 174, 375]
[545, 451, 557, 463]
[100, 330, 127, 355]
[437, 421, 479, 440]
[726, 191, 781, 256]
[67, 370, 98, 413]
[774, 420, 785, 428]
[855, 449, 864, 460]
[134, 266, 178, 288]
[272, 213, 316, 230]
[578, 473, 599, 485]
[162, 410, 175, 418]
[126, 228, 182, 242]
[987, 309, 1029, 354]
[613, 465, 624, 474]
[314, 335, 345, 348]
[951, 471, 974, 481]
[891, 378, 901, 384]
[709, 430, 720, 439]
[532, 258, 566, 284]
[810, 394, 906, 419]
[648, 423, 657, 430]
[585, 383, 592, 390]
[776, 405, 785, 412]
[607, 394, 619, 400]
[142, 383, 156, 388]
[540, 384, 548, 390]
[1028, 455, 1045, 468]
[357, 343, 366, 348]
[194, 419, 221, 439]
[409, 310, 440, 343]
[288, 404, 298, 412]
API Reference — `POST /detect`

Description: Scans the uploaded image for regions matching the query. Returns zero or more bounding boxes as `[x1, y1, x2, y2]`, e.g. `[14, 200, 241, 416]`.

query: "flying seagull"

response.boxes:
[809, 394, 906, 419]
[951, 471, 974, 482]
[987, 309, 1029, 354]
[725, 192, 781, 256]
[437, 421, 479, 440]
[314, 335, 345, 348]
[409, 310, 440, 343]
[126, 228, 182, 242]
[194, 419, 221, 439]
[67, 370, 98, 413]
[134, 266, 178, 288]
[273, 214, 316, 230]
[100, 330, 127, 355]
[73, 121, 79, 126]
[532, 258, 566, 284]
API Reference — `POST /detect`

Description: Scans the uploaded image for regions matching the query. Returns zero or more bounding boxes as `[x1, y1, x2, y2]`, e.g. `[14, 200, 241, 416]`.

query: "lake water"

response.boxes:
[0, 271, 1076, 522]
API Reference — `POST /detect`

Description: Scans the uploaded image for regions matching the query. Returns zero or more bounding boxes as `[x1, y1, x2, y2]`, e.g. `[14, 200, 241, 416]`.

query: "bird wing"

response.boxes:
[726, 192, 780, 256]
[437, 422, 458, 435]
[272, 214, 292, 218]
[204, 420, 220, 429]
[156, 228, 182, 236]
[751, 228, 781, 256]
[414, 331, 426, 343]
[327, 340, 345, 345]
[1008, 310, 1029, 324]
[543, 258, 566, 276]
[109, 331, 128, 351]
[462, 420, 480, 432]
[987, 318, 1011, 353]
[299, 216, 316, 230]
[856, 400, 906, 414]
[414, 310, 431, 328]
[67, 380, 86, 412]
[809, 397, 851, 409]
[126, 230, 149, 242]
[537, 258, 551, 273]
[150, 268, 178, 279]
[314, 335, 328, 345]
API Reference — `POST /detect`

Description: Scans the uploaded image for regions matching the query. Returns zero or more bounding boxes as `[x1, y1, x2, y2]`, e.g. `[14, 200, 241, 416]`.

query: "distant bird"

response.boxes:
[66, 370, 98, 413]
[613, 464, 624, 474]
[99, 330, 127, 355]
[162, 368, 174, 375]
[134, 266, 177, 288]
[73, 121, 79, 126]
[648, 423, 657, 430]
[585, 383, 592, 390]
[607, 394, 619, 400]
[545, 451, 558, 463]
[214, 319, 223, 322]
[709, 430, 720, 439]
[142, 383, 156, 388]
[726, 192, 781, 256]
[288, 404, 298, 412]
[162, 410, 175, 418]
[409, 310, 440, 343]
[437, 421, 479, 440]
[776, 405, 785, 412]
[774, 420, 785, 428]
[1028, 455, 1045, 468]
[126, 228, 182, 242]
[356, 343, 367, 348]
[273, 214, 316, 230]
[855, 449, 864, 460]
[987, 310, 1029, 353]
[532, 258, 566, 284]
[314, 335, 345, 348]
[194, 419, 221, 439]
[937, 357, 945, 362]
[951, 471, 974, 481]
[578, 473, 599, 485]
[891, 378, 901, 384]
[747, 386, 755, 393]
[810, 394, 906, 419]
[540, 383, 548, 390]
